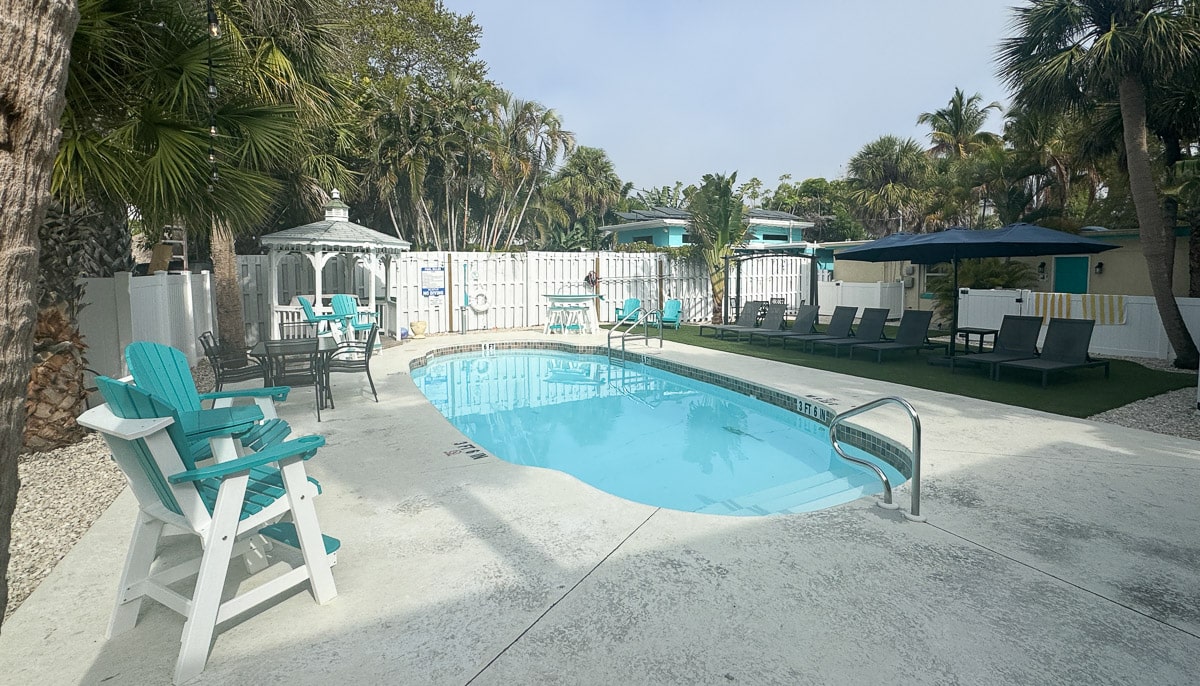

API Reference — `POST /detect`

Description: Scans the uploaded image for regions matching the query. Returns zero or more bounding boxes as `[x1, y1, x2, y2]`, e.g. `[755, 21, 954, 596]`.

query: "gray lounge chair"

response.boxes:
[849, 310, 940, 362]
[781, 306, 857, 350]
[720, 302, 787, 341]
[807, 307, 890, 356]
[997, 318, 1110, 386]
[748, 305, 819, 346]
[949, 314, 1042, 380]
[698, 300, 766, 338]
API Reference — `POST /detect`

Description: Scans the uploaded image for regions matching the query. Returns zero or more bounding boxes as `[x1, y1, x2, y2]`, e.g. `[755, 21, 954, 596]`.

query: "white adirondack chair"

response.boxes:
[78, 376, 339, 684]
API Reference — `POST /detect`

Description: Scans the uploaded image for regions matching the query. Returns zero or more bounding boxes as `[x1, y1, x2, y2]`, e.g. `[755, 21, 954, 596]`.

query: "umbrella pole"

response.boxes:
[949, 256, 959, 357]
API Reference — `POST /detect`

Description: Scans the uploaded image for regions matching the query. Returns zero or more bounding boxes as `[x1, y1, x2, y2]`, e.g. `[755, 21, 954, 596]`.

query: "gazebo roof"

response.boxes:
[260, 220, 411, 255]
[260, 189, 411, 255]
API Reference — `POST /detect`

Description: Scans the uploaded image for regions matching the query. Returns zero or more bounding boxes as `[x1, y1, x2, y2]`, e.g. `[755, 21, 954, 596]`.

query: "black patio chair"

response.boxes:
[198, 331, 267, 392]
[263, 338, 325, 421]
[949, 315, 1042, 380]
[849, 310, 941, 362]
[997, 318, 1110, 387]
[326, 324, 379, 403]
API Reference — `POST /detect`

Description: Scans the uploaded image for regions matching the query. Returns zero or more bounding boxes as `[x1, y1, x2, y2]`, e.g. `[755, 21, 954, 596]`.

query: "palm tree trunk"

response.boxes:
[0, 0, 78, 629]
[210, 221, 248, 352]
[1119, 75, 1198, 368]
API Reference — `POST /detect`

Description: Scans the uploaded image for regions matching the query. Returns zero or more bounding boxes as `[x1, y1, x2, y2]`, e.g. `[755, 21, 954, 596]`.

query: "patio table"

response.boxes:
[250, 337, 338, 412]
[544, 294, 601, 334]
[956, 326, 998, 353]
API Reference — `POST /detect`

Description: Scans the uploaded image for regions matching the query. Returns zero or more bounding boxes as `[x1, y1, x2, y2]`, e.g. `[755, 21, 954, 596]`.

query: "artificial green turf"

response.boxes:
[652, 324, 1194, 418]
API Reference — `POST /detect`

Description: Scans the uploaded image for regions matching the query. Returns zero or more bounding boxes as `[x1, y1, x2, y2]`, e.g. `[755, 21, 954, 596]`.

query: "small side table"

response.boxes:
[956, 327, 998, 353]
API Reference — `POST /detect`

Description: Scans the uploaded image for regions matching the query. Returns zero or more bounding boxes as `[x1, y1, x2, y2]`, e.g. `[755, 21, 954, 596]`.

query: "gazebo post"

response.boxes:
[267, 248, 280, 340]
[309, 251, 335, 311]
[366, 253, 378, 319]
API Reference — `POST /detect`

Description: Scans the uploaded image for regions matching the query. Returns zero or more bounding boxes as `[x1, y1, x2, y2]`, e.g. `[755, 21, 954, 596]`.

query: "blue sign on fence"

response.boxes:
[420, 266, 446, 297]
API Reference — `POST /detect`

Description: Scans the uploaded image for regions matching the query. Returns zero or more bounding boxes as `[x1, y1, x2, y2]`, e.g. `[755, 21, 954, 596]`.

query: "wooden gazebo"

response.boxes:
[259, 190, 410, 336]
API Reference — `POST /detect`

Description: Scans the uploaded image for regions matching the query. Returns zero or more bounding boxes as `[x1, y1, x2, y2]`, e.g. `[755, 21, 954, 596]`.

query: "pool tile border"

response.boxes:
[409, 341, 913, 479]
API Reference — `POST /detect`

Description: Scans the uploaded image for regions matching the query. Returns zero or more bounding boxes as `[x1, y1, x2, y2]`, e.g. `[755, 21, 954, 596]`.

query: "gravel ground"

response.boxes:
[3, 357, 1197, 620]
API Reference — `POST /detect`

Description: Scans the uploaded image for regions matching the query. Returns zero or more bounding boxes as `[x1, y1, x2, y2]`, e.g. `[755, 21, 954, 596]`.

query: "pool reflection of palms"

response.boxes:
[683, 398, 750, 475]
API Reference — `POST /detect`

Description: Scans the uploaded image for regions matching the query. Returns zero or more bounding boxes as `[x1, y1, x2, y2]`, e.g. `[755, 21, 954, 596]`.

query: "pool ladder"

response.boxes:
[828, 396, 925, 522]
[606, 307, 663, 366]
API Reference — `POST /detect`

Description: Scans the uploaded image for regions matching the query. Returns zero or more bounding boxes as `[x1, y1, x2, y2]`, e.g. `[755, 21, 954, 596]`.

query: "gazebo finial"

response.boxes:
[324, 188, 350, 222]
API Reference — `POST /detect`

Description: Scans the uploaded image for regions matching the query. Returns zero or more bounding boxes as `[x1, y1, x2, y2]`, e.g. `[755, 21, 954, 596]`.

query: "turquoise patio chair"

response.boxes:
[614, 297, 641, 322]
[297, 296, 345, 337]
[126, 341, 292, 456]
[331, 294, 378, 340]
[78, 376, 339, 684]
[656, 299, 682, 330]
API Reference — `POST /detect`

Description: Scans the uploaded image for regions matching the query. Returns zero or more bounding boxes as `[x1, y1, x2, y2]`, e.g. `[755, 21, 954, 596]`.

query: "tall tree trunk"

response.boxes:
[0, 0, 79, 629]
[1118, 76, 1198, 368]
[210, 221, 247, 352]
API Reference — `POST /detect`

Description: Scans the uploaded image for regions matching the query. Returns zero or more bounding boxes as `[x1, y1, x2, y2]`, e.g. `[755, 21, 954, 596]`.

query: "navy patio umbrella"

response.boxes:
[835, 223, 1118, 356]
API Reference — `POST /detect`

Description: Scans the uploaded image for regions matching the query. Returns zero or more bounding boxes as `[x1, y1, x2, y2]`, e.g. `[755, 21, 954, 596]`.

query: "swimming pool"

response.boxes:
[411, 348, 907, 515]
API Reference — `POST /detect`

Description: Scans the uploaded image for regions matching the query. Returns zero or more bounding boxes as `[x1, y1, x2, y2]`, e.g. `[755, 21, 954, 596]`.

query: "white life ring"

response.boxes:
[470, 292, 490, 313]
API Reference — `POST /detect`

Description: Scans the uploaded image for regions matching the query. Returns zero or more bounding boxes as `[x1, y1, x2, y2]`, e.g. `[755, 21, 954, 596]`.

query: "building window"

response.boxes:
[763, 233, 788, 242]
[633, 235, 653, 244]
[682, 233, 692, 243]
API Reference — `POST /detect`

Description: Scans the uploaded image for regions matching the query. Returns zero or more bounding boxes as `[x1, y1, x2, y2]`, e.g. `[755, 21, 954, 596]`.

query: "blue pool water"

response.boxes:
[411, 350, 906, 515]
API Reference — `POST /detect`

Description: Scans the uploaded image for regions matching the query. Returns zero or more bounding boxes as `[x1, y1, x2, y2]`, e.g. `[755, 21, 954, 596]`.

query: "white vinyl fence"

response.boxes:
[239, 251, 816, 337]
[958, 288, 1200, 360]
[78, 271, 216, 378]
[816, 280, 905, 319]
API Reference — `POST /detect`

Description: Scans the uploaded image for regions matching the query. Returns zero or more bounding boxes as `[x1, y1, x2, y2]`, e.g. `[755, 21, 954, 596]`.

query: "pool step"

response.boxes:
[695, 470, 845, 516]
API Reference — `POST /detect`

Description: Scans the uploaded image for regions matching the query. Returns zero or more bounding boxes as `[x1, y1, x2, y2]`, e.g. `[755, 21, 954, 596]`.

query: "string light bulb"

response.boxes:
[207, 77, 218, 99]
[207, 1, 220, 38]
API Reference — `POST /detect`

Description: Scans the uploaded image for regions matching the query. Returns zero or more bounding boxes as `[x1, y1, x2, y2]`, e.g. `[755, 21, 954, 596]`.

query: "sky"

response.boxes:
[442, 0, 1018, 194]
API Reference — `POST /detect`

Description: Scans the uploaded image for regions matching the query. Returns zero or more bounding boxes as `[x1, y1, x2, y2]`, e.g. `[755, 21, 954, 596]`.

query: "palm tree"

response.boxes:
[54, 0, 354, 356]
[687, 172, 749, 322]
[846, 135, 930, 234]
[917, 88, 1003, 159]
[998, 0, 1200, 368]
[544, 146, 624, 243]
[0, 0, 79, 632]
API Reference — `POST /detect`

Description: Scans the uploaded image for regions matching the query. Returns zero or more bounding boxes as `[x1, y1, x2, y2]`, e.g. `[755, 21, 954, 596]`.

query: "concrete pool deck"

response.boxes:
[3, 330, 1199, 684]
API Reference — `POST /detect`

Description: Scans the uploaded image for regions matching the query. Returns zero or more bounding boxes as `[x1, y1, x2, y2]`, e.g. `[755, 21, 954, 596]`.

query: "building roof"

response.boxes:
[260, 221, 412, 255]
[260, 189, 411, 255]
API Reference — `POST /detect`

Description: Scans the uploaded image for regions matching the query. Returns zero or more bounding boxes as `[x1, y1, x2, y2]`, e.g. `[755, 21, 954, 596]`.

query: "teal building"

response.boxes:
[599, 207, 814, 249]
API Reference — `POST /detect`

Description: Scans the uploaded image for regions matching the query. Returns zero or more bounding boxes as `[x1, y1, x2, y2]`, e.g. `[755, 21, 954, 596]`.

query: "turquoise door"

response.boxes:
[1053, 256, 1089, 293]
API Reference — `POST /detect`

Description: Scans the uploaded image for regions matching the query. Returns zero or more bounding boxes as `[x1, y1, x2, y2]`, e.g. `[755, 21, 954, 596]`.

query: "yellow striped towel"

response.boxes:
[1033, 292, 1071, 322]
[1081, 294, 1126, 325]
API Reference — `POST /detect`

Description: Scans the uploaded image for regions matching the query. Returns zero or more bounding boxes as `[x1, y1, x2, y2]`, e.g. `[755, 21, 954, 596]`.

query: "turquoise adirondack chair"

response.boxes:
[78, 376, 339, 684]
[126, 341, 291, 455]
[330, 294, 378, 340]
[613, 297, 641, 322]
[656, 299, 682, 330]
[297, 296, 345, 337]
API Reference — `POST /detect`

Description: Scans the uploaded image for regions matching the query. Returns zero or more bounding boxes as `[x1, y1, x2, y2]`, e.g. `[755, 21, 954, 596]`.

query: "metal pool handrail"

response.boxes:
[828, 396, 924, 522]
[606, 307, 663, 363]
